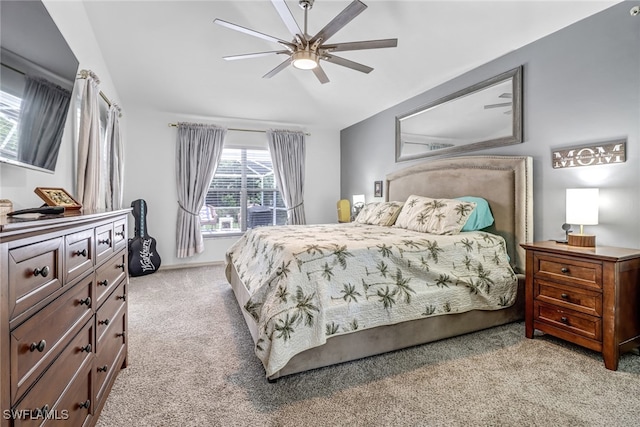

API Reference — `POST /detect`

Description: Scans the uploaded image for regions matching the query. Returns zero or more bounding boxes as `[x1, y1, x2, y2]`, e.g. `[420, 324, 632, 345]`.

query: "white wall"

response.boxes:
[123, 107, 341, 267]
[0, 1, 123, 210]
[0, 1, 341, 269]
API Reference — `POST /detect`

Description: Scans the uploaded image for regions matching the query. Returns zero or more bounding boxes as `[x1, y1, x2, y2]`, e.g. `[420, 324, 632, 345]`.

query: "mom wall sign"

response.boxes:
[552, 140, 626, 169]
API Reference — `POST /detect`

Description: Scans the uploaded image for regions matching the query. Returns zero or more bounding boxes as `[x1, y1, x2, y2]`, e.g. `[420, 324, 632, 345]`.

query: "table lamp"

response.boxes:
[566, 188, 599, 247]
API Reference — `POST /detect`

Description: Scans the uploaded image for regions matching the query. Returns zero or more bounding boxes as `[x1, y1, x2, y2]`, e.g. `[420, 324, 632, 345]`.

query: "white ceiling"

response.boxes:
[82, 0, 619, 131]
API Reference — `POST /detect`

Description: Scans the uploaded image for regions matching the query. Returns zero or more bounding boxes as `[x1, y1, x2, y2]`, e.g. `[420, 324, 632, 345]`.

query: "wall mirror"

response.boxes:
[396, 66, 522, 162]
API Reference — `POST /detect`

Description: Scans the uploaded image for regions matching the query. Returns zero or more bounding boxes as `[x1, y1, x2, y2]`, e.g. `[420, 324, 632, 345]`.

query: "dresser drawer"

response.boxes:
[11, 319, 93, 419]
[95, 307, 127, 407]
[534, 301, 602, 341]
[534, 253, 602, 290]
[95, 224, 115, 266]
[96, 249, 127, 307]
[534, 279, 602, 317]
[96, 281, 127, 344]
[10, 276, 93, 402]
[49, 358, 93, 427]
[8, 237, 63, 321]
[113, 218, 127, 252]
[65, 229, 94, 284]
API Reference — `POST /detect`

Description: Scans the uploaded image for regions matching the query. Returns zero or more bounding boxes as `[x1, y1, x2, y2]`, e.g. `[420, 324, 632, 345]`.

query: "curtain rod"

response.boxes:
[76, 71, 122, 117]
[167, 122, 310, 136]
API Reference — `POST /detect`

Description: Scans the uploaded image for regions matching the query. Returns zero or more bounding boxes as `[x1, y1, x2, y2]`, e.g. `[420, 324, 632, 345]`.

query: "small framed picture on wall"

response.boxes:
[374, 180, 383, 198]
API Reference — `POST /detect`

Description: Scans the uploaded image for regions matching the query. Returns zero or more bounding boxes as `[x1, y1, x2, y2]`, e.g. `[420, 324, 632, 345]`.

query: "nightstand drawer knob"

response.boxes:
[560, 316, 569, 324]
[561, 293, 569, 299]
[561, 267, 569, 274]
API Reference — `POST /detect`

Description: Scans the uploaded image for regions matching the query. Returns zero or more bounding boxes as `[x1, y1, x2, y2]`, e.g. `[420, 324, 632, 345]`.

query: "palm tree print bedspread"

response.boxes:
[226, 224, 517, 376]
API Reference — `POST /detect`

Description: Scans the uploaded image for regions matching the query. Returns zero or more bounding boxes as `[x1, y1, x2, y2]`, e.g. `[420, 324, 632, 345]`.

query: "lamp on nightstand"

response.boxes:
[566, 188, 599, 247]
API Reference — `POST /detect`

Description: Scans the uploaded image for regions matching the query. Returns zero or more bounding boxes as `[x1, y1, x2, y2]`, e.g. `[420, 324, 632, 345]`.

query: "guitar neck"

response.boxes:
[133, 200, 149, 238]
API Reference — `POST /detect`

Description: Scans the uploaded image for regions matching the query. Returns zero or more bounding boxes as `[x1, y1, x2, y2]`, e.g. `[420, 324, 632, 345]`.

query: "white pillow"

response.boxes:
[394, 195, 476, 235]
[354, 201, 404, 226]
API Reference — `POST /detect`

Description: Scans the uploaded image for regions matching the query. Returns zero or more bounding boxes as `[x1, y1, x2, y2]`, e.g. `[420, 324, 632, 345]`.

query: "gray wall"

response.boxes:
[341, 3, 640, 249]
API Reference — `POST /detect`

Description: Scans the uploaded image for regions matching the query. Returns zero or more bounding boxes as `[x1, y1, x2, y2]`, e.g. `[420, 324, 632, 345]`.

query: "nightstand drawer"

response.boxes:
[534, 253, 602, 290]
[534, 279, 602, 317]
[534, 301, 601, 341]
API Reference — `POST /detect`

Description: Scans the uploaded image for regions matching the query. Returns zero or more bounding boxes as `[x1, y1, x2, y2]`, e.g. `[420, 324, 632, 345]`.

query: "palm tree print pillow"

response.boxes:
[354, 201, 404, 226]
[394, 195, 476, 235]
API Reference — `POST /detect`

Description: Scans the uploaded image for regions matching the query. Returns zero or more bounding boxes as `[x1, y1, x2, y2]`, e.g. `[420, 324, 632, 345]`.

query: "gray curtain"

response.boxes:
[176, 123, 226, 258]
[267, 130, 306, 225]
[17, 75, 71, 170]
[105, 104, 124, 210]
[77, 70, 101, 210]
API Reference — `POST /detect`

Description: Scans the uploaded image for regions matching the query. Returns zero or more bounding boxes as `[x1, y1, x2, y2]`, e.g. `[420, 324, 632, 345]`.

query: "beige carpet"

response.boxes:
[96, 266, 640, 427]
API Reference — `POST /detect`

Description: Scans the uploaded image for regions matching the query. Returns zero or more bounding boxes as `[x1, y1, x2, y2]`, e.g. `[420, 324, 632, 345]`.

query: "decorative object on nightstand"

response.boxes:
[521, 241, 640, 370]
[337, 199, 350, 223]
[565, 188, 598, 247]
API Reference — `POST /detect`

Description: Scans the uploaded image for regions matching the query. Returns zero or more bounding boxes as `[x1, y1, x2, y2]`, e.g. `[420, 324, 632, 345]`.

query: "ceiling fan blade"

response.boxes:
[322, 54, 373, 74]
[321, 38, 398, 52]
[484, 102, 512, 109]
[309, 0, 367, 45]
[223, 51, 289, 61]
[312, 64, 330, 84]
[263, 57, 292, 79]
[271, 0, 302, 39]
[214, 19, 296, 49]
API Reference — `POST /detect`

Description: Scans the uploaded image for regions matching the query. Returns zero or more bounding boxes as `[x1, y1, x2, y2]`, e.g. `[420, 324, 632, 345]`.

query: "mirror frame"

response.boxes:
[395, 66, 523, 162]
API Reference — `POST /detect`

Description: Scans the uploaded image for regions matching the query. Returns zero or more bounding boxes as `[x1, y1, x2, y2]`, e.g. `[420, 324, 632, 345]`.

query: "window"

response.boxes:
[0, 90, 22, 162]
[201, 148, 286, 235]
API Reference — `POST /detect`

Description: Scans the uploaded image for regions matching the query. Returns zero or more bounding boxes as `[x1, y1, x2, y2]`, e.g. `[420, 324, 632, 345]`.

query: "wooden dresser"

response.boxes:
[522, 241, 640, 370]
[1, 209, 129, 426]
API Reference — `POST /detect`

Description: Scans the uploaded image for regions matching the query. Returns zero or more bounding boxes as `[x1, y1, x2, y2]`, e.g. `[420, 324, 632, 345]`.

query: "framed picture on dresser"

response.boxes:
[35, 187, 82, 210]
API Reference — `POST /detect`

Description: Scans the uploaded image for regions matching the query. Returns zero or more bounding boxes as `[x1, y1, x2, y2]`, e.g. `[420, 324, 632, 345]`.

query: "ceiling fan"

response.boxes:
[213, 0, 398, 84]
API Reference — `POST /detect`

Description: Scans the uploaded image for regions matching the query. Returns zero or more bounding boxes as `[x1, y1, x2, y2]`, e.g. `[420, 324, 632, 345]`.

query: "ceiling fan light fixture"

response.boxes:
[291, 50, 319, 70]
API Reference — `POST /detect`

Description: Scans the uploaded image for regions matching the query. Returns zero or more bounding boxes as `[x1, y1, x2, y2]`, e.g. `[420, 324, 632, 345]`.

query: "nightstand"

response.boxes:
[521, 241, 640, 370]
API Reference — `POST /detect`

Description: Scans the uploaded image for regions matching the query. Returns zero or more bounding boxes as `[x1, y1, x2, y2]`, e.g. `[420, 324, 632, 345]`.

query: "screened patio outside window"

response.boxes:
[201, 148, 286, 235]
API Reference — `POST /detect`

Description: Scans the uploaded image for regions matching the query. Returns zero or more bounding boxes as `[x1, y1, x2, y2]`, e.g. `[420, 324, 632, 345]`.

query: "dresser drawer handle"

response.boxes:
[117, 294, 127, 302]
[116, 263, 126, 271]
[99, 318, 110, 326]
[33, 265, 50, 277]
[560, 293, 569, 300]
[79, 297, 92, 306]
[97, 365, 108, 373]
[561, 267, 570, 274]
[74, 249, 87, 257]
[80, 344, 92, 353]
[99, 238, 112, 245]
[78, 400, 91, 409]
[115, 231, 125, 237]
[116, 332, 126, 338]
[29, 339, 46, 352]
[560, 316, 569, 324]
[98, 279, 109, 287]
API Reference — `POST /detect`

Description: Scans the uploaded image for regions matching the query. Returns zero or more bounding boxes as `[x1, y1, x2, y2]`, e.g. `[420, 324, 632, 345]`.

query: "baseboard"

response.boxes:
[158, 261, 225, 271]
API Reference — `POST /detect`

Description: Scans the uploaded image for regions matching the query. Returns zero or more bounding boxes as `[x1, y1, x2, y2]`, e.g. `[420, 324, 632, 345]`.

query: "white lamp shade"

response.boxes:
[566, 188, 599, 225]
[352, 194, 365, 206]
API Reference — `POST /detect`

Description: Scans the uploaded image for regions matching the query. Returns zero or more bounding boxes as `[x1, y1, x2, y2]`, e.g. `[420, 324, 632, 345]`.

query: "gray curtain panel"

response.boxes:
[17, 75, 71, 170]
[175, 123, 226, 258]
[267, 130, 306, 225]
[105, 104, 124, 210]
[77, 70, 102, 210]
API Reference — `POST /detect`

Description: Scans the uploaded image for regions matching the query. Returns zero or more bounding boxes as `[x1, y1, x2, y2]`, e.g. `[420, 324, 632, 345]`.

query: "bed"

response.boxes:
[225, 155, 533, 380]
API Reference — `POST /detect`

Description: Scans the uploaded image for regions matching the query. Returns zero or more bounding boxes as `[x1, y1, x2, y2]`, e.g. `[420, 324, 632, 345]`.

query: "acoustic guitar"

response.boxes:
[128, 199, 161, 276]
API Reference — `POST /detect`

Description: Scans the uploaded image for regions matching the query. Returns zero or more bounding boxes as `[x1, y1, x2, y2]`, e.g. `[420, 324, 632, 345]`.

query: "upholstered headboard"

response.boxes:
[386, 156, 533, 274]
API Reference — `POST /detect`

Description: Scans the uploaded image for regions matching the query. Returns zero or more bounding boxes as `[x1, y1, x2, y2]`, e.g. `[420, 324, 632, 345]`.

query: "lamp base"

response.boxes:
[568, 234, 596, 247]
